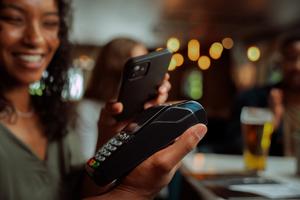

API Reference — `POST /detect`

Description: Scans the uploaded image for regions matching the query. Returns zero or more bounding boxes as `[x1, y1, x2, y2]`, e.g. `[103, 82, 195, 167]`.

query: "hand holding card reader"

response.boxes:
[86, 100, 207, 186]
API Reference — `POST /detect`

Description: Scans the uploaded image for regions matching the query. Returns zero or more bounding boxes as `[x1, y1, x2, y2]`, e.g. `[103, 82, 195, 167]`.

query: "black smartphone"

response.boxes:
[116, 49, 172, 120]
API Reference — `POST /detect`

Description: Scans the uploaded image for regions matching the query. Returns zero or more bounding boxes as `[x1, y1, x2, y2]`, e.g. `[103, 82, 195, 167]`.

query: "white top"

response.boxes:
[74, 98, 104, 160]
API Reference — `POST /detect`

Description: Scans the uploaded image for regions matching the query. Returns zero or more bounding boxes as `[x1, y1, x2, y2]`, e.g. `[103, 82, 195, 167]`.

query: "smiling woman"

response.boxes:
[0, 0, 79, 199]
[0, 0, 71, 140]
[0, 0, 206, 200]
[0, 0, 60, 84]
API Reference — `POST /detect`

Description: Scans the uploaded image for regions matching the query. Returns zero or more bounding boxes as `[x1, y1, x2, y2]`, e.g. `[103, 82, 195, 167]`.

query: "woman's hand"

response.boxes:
[97, 102, 128, 148]
[116, 124, 207, 199]
[87, 124, 207, 200]
[97, 73, 171, 147]
[144, 73, 171, 109]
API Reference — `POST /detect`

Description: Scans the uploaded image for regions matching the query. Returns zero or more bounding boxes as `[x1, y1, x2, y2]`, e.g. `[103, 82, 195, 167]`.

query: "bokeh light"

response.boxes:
[168, 56, 177, 71]
[173, 53, 184, 67]
[247, 46, 261, 62]
[186, 71, 203, 100]
[188, 39, 200, 61]
[167, 37, 180, 52]
[209, 42, 223, 59]
[222, 37, 234, 49]
[233, 63, 257, 91]
[198, 56, 211, 70]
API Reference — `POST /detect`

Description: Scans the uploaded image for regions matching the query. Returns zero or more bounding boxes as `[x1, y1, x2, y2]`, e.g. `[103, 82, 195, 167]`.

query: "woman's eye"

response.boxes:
[43, 20, 60, 29]
[0, 15, 24, 25]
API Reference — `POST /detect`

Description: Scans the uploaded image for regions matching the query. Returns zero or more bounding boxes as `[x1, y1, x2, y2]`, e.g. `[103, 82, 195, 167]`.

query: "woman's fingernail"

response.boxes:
[194, 124, 207, 140]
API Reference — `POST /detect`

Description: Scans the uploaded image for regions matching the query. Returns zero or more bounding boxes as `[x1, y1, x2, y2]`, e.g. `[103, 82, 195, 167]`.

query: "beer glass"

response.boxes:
[240, 107, 274, 171]
[294, 132, 300, 175]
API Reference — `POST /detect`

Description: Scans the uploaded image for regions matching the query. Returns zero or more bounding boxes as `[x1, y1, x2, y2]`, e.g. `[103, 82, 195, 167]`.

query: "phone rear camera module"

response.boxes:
[129, 62, 149, 80]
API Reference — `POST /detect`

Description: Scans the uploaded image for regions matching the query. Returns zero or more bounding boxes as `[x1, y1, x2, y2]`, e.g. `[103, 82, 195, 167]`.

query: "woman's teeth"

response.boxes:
[19, 55, 42, 62]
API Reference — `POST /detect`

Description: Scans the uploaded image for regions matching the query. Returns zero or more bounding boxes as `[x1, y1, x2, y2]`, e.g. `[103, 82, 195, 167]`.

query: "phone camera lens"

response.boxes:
[132, 73, 136, 77]
[134, 65, 140, 71]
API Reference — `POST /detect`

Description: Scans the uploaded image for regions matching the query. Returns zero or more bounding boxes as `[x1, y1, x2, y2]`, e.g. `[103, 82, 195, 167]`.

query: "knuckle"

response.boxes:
[152, 155, 172, 173]
[168, 82, 172, 90]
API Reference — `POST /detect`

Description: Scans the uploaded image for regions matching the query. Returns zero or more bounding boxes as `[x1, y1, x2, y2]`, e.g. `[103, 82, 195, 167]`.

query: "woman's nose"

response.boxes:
[23, 21, 44, 48]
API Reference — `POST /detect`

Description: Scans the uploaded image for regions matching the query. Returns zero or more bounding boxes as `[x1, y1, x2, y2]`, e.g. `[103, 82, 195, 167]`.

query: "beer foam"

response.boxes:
[240, 107, 273, 125]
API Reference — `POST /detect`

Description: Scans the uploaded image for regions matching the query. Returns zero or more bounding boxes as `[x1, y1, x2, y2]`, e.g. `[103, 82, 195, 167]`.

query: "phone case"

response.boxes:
[116, 49, 172, 120]
[86, 100, 208, 186]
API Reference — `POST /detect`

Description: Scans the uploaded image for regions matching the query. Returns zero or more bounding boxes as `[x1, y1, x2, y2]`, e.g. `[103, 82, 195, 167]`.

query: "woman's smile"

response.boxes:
[13, 52, 45, 69]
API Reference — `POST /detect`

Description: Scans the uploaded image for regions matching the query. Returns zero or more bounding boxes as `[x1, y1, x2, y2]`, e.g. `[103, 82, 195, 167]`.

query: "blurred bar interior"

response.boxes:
[60, 0, 300, 145]
[47, 0, 300, 199]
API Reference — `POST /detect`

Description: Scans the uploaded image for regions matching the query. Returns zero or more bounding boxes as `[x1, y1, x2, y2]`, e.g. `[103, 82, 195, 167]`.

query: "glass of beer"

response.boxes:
[240, 107, 274, 171]
[294, 132, 300, 175]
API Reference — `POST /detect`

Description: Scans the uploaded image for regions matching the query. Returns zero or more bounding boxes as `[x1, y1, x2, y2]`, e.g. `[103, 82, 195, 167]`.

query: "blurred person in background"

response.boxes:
[75, 37, 160, 160]
[0, 0, 207, 199]
[227, 32, 300, 156]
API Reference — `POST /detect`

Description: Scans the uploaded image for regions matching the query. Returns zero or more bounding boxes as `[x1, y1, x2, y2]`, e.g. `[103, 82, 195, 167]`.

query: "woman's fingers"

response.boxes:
[148, 124, 207, 171]
[144, 73, 171, 109]
[103, 102, 123, 115]
[158, 74, 171, 94]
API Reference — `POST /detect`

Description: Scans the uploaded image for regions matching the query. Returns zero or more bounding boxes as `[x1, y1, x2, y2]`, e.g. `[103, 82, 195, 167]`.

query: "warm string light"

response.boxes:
[209, 42, 223, 60]
[198, 56, 211, 70]
[188, 39, 200, 61]
[247, 46, 261, 62]
[173, 53, 184, 67]
[164, 37, 238, 101]
[164, 37, 264, 101]
[168, 57, 177, 71]
[222, 37, 234, 49]
[165, 37, 235, 71]
[167, 37, 180, 53]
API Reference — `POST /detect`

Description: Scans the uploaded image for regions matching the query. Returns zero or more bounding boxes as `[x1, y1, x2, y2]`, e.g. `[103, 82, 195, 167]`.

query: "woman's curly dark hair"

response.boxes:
[0, 0, 73, 140]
